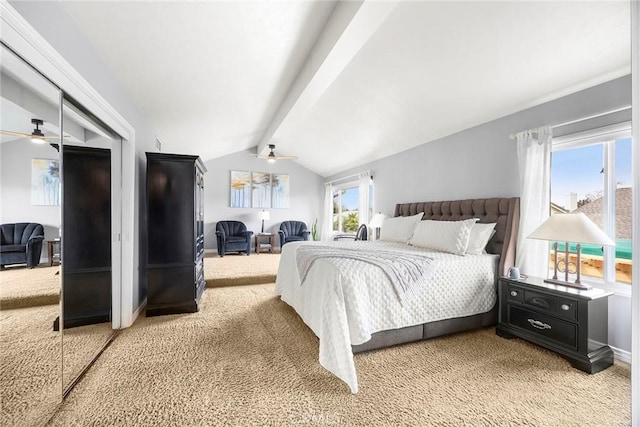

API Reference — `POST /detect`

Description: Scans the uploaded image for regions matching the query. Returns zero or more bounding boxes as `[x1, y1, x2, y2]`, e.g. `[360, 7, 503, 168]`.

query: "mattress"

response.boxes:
[274, 240, 499, 393]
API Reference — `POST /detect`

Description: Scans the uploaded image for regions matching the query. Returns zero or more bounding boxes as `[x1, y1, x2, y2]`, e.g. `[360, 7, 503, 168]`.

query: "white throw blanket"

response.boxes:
[295, 245, 435, 302]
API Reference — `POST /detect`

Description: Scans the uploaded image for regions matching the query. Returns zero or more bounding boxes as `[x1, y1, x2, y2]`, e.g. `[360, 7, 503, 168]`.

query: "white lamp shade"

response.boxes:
[259, 210, 270, 221]
[528, 213, 615, 246]
[369, 213, 387, 228]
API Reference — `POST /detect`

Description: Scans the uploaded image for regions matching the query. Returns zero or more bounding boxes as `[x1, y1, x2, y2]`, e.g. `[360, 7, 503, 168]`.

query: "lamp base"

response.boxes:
[543, 278, 592, 291]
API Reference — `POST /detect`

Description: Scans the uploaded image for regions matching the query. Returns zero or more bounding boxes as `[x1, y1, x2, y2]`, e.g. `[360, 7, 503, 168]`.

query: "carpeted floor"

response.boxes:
[204, 252, 280, 287]
[46, 284, 631, 426]
[0, 253, 281, 309]
[0, 265, 60, 309]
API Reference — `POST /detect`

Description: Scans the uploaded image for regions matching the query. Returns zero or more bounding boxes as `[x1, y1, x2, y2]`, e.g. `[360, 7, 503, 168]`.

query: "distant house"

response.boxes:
[550, 202, 568, 215]
[573, 187, 632, 239]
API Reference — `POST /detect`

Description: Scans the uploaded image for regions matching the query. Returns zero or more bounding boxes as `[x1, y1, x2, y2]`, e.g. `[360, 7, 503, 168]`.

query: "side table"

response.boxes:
[496, 275, 614, 374]
[47, 239, 61, 266]
[255, 233, 275, 254]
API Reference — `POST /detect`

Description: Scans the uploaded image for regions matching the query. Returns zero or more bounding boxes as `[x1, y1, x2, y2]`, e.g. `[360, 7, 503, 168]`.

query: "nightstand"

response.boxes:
[255, 233, 275, 254]
[496, 276, 613, 374]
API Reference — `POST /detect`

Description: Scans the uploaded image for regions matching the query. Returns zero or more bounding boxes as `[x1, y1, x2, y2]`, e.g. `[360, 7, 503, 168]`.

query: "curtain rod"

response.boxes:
[325, 171, 371, 185]
[508, 105, 631, 140]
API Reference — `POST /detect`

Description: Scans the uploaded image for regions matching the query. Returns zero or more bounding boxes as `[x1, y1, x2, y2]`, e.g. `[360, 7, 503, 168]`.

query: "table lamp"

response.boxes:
[259, 210, 270, 233]
[528, 213, 615, 290]
[368, 213, 387, 240]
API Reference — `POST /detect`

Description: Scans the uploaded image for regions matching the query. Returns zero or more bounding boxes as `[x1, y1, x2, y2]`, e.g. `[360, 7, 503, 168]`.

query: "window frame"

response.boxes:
[551, 123, 632, 295]
[332, 181, 359, 234]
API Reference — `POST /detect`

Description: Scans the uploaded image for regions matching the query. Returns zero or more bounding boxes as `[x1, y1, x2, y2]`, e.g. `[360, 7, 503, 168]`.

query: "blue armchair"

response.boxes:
[278, 221, 310, 247]
[215, 221, 253, 256]
[0, 222, 45, 268]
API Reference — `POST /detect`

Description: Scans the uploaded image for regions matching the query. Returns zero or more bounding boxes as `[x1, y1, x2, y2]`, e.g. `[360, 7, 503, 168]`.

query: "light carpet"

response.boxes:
[0, 265, 60, 309]
[204, 252, 280, 287]
[0, 253, 280, 309]
[47, 284, 630, 426]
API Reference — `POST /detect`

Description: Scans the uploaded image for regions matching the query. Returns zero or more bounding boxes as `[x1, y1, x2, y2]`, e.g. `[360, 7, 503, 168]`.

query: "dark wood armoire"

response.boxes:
[146, 152, 206, 316]
[61, 145, 112, 329]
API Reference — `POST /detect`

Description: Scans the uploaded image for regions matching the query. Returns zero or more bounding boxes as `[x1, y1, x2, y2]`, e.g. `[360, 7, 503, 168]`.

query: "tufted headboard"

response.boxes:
[393, 197, 520, 276]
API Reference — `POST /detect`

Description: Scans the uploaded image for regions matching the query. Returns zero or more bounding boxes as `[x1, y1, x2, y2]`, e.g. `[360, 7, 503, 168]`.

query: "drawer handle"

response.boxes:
[561, 304, 570, 311]
[528, 319, 552, 330]
[510, 291, 518, 297]
[530, 297, 550, 309]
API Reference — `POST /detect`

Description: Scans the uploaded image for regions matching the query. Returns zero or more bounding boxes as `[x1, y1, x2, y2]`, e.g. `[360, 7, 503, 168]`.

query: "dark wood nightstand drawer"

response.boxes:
[522, 290, 577, 321]
[508, 306, 577, 350]
[507, 285, 524, 303]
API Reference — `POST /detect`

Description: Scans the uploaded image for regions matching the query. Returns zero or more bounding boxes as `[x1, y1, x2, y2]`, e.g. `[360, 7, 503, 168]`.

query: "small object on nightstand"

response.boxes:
[496, 275, 613, 374]
[507, 266, 520, 280]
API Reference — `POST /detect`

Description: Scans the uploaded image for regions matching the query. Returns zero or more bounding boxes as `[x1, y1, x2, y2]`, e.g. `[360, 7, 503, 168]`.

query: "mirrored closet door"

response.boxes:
[0, 44, 63, 425]
[59, 99, 122, 394]
[1, 42, 125, 422]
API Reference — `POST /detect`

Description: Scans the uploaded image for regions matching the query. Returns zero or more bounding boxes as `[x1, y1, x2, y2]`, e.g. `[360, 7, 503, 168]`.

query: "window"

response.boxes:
[333, 185, 359, 233]
[551, 135, 632, 285]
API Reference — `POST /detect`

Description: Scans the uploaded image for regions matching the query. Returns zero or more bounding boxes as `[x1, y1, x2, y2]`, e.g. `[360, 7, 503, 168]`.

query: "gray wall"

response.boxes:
[325, 75, 632, 354]
[204, 149, 324, 251]
[0, 140, 61, 262]
[11, 1, 158, 308]
[327, 75, 631, 217]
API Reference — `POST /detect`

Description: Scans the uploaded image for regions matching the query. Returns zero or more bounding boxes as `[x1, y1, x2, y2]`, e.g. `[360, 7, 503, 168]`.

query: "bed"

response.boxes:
[274, 197, 520, 393]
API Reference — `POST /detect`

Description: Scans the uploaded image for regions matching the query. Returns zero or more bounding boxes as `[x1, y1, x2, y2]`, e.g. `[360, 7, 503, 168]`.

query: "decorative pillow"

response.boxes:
[379, 213, 424, 243]
[408, 218, 479, 255]
[465, 222, 497, 255]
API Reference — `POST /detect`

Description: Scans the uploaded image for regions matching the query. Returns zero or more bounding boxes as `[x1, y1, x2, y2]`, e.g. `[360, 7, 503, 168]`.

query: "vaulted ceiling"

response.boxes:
[59, 1, 631, 177]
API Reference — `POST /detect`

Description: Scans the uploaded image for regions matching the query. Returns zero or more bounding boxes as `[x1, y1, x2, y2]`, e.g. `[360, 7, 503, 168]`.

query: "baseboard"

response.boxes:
[129, 298, 147, 327]
[589, 339, 630, 364]
[611, 345, 631, 364]
[204, 249, 216, 254]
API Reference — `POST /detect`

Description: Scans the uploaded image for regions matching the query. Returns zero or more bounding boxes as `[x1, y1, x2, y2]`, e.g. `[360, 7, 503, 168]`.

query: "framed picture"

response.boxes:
[251, 172, 271, 209]
[230, 170, 250, 208]
[271, 173, 290, 209]
[31, 158, 60, 206]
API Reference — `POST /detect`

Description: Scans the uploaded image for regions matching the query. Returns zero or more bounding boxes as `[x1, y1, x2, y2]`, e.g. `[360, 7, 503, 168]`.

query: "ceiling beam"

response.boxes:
[256, 0, 399, 155]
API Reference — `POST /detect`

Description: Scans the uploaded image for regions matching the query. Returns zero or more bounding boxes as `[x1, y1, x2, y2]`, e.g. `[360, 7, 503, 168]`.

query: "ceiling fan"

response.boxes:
[0, 118, 62, 144]
[256, 144, 298, 163]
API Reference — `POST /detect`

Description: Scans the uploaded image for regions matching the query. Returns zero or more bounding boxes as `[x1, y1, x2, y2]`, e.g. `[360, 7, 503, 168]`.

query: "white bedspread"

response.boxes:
[274, 240, 498, 393]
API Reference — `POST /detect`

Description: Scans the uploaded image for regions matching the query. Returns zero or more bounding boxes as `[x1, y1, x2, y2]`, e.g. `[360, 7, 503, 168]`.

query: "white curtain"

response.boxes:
[515, 126, 552, 277]
[320, 182, 334, 241]
[358, 171, 371, 227]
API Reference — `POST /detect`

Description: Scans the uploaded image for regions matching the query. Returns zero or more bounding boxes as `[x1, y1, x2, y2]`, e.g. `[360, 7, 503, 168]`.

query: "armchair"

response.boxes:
[278, 221, 310, 247]
[0, 222, 45, 268]
[215, 221, 253, 257]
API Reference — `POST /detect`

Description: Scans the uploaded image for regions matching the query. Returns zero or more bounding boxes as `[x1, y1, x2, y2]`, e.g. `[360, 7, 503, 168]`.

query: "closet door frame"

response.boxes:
[1, 1, 137, 328]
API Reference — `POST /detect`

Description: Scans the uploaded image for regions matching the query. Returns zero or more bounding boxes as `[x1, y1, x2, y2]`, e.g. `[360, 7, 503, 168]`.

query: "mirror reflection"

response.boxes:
[59, 100, 120, 393]
[0, 44, 62, 425]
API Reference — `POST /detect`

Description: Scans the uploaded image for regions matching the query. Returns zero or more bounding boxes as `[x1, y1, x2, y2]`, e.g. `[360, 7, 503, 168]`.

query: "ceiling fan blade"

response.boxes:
[274, 155, 298, 160]
[0, 130, 67, 140]
[0, 130, 31, 138]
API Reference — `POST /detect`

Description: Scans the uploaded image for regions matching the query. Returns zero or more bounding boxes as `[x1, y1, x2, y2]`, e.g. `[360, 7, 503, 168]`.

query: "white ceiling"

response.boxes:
[60, 1, 630, 177]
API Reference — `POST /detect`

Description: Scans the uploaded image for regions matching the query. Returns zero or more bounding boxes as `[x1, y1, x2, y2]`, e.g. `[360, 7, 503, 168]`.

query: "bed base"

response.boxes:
[352, 304, 498, 353]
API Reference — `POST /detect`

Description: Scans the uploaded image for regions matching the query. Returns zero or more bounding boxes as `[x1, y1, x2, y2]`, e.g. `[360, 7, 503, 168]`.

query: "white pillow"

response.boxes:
[379, 213, 424, 243]
[408, 218, 479, 255]
[465, 222, 497, 255]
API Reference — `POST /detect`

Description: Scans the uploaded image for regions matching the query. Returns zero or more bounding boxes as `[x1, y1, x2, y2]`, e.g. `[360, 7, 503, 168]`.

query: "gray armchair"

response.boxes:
[0, 223, 45, 268]
[278, 221, 310, 247]
[215, 221, 253, 256]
